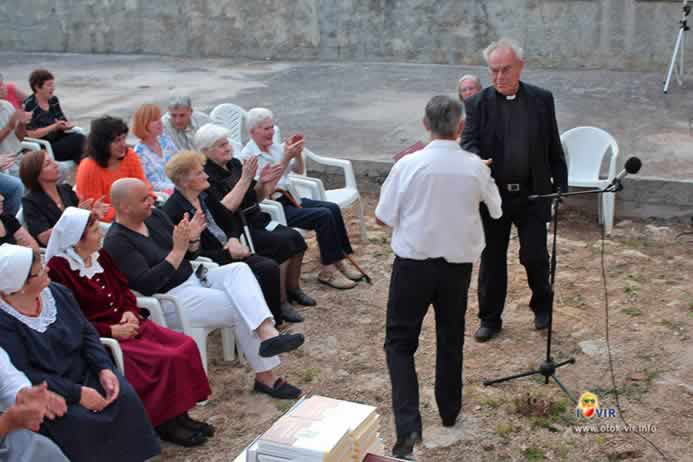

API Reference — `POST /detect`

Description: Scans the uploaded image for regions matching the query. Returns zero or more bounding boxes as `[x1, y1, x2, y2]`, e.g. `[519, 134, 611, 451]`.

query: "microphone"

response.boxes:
[607, 156, 642, 191]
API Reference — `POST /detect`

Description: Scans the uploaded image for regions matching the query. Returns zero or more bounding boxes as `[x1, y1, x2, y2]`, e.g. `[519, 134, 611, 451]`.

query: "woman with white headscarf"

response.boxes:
[45, 207, 213, 447]
[0, 243, 161, 462]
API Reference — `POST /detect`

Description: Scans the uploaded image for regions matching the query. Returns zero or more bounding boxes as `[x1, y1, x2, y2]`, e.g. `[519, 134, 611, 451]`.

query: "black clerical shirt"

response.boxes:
[496, 89, 530, 185]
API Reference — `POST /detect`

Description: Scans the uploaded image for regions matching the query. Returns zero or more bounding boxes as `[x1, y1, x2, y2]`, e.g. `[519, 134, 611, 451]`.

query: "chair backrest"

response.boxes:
[561, 126, 619, 182]
[210, 103, 248, 143]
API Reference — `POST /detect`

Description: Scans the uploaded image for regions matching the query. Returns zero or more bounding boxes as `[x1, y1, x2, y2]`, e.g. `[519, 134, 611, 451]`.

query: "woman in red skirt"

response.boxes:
[45, 207, 214, 447]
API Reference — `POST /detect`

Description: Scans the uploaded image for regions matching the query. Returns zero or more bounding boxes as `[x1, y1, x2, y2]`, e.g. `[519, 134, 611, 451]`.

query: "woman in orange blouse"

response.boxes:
[76, 116, 152, 222]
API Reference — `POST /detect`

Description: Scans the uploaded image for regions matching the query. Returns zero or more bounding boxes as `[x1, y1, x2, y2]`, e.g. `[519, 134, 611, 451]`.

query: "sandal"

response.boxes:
[254, 378, 302, 400]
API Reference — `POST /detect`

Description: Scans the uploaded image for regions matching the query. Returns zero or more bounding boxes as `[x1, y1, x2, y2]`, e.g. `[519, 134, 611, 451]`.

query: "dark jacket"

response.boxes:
[461, 82, 568, 210]
[22, 183, 79, 242]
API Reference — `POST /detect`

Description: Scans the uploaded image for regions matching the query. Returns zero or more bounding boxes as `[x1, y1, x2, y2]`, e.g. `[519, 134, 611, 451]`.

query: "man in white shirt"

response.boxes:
[375, 95, 501, 460]
[0, 347, 69, 462]
[161, 94, 211, 151]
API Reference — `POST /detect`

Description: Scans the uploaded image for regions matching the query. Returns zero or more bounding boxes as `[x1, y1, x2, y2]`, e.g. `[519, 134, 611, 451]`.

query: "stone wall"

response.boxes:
[1, 0, 690, 70]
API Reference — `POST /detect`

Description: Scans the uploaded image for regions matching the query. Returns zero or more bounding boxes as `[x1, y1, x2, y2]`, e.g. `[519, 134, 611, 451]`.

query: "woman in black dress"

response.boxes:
[0, 244, 160, 462]
[19, 149, 107, 246]
[23, 69, 85, 164]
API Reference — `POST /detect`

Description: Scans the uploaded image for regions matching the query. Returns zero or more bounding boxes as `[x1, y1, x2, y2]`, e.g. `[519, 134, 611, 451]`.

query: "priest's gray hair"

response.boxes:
[424, 95, 464, 138]
[168, 93, 193, 110]
[194, 123, 231, 152]
[246, 107, 274, 131]
[482, 38, 525, 62]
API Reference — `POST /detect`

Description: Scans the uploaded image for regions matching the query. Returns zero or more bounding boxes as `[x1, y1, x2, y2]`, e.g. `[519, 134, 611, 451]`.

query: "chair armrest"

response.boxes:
[260, 199, 288, 226]
[21, 140, 41, 151]
[23, 137, 55, 159]
[135, 295, 167, 327]
[100, 338, 125, 373]
[153, 294, 193, 333]
[288, 174, 326, 201]
[303, 148, 358, 190]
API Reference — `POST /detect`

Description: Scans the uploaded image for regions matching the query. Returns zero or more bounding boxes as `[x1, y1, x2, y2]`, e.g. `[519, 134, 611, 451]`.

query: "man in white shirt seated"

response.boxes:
[0, 347, 69, 462]
[238, 108, 362, 291]
[0, 94, 31, 216]
[375, 95, 502, 460]
[161, 94, 211, 151]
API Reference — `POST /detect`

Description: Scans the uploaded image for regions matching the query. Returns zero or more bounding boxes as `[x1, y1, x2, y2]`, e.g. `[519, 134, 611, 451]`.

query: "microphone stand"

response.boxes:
[482, 182, 622, 403]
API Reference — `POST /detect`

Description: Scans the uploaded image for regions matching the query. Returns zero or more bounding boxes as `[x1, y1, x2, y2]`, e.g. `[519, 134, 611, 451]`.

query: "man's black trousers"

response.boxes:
[384, 256, 472, 439]
[477, 198, 552, 329]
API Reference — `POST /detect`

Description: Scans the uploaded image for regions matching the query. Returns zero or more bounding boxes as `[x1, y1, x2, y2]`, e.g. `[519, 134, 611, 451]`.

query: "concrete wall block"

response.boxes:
[2, 0, 693, 70]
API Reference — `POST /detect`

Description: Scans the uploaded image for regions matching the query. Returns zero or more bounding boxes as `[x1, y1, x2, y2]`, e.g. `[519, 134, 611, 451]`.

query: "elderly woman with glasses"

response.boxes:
[0, 244, 160, 462]
[46, 207, 213, 447]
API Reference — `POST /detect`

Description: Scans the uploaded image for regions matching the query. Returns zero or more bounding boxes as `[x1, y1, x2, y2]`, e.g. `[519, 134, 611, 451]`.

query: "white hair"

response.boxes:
[482, 38, 525, 62]
[168, 93, 192, 109]
[458, 74, 482, 88]
[246, 107, 274, 132]
[193, 123, 231, 151]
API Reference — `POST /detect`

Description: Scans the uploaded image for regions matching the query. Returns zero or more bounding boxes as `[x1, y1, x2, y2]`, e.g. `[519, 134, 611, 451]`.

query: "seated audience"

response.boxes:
[162, 151, 300, 324]
[195, 123, 316, 308]
[46, 207, 213, 447]
[20, 150, 107, 245]
[24, 69, 84, 164]
[0, 194, 39, 252]
[133, 104, 178, 193]
[104, 178, 304, 399]
[0, 346, 69, 462]
[162, 94, 211, 151]
[0, 73, 29, 110]
[0, 244, 161, 462]
[458, 74, 482, 102]
[239, 108, 362, 290]
[0, 165, 23, 218]
[76, 115, 152, 222]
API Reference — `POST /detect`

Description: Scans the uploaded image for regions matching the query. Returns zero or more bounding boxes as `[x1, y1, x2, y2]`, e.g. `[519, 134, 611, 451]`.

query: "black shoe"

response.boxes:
[441, 415, 458, 427]
[177, 412, 215, 437]
[392, 432, 421, 460]
[254, 378, 302, 399]
[280, 302, 304, 323]
[287, 288, 317, 306]
[534, 311, 550, 330]
[157, 419, 207, 447]
[474, 325, 502, 342]
[259, 332, 305, 357]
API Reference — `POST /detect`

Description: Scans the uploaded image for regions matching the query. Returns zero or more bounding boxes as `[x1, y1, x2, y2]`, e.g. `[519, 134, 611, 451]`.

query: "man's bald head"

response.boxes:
[110, 178, 146, 210]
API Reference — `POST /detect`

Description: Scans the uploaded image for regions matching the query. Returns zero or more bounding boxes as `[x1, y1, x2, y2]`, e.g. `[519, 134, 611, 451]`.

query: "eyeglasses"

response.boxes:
[27, 267, 46, 280]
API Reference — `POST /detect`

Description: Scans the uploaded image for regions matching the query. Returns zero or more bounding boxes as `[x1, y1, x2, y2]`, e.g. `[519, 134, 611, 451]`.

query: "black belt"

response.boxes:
[500, 183, 529, 193]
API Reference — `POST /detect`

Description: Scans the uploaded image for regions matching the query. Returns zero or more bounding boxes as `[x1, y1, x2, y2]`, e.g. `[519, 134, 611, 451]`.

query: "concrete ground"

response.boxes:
[2, 50, 693, 181]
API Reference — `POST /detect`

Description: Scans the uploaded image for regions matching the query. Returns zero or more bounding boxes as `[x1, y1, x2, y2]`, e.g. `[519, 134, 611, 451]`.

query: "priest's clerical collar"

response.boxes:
[505, 93, 517, 100]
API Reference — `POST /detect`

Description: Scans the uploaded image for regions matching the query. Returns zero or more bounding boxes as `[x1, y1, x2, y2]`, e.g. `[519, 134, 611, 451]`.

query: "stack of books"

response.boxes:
[246, 395, 383, 462]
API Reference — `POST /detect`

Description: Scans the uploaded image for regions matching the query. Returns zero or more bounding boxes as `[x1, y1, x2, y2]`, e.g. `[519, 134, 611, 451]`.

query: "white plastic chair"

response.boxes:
[210, 104, 247, 144]
[152, 259, 241, 375]
[23, 126, 86, 178]
[560, 126, 619, 235]
[100, 293, 167, 374]
[289, 147, 368, 240]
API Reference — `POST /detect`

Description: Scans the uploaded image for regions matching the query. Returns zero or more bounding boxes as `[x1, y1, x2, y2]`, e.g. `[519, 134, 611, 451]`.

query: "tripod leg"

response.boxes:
[551, 375, 577, 404]
[483, 368, 543, 386]
[664, 27, 685, 93]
